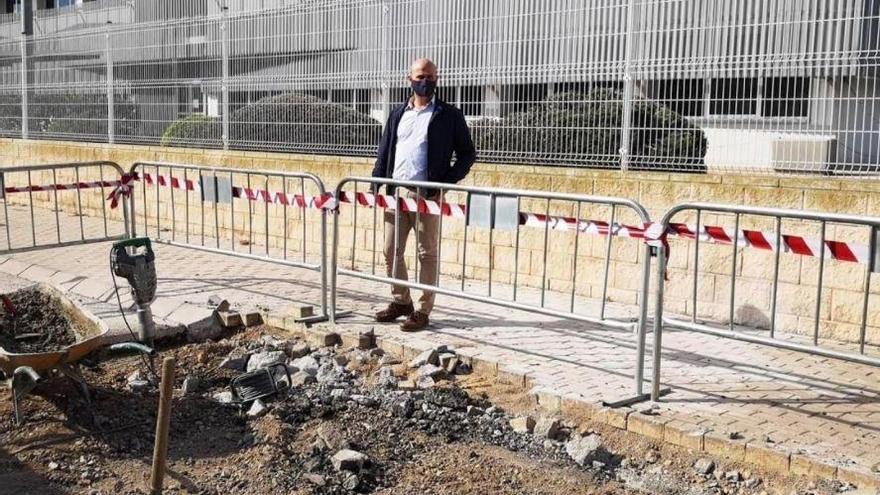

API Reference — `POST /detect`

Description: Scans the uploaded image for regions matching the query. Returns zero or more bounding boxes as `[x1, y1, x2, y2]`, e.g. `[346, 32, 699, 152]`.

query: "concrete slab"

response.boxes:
[69, 277, 115, 302]
[18, 264, 57, 284]
[0, 259, 31, 276]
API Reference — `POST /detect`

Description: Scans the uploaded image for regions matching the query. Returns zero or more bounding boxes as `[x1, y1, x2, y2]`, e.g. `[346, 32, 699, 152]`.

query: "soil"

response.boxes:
[0, 288, 82, 354]
[0, 326, 861, 495]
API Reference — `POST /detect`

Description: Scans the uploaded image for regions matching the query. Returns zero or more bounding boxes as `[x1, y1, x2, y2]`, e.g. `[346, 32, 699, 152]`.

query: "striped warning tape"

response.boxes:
[4, 171, 870, 265]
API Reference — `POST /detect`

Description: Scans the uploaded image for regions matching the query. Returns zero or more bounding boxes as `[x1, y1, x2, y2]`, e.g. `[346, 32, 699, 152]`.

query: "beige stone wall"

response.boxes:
[2, 138, 879, 347]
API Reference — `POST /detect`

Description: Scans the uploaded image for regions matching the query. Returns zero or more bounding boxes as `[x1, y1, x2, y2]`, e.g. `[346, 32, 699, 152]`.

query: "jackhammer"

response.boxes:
[110, 237, 157, 345]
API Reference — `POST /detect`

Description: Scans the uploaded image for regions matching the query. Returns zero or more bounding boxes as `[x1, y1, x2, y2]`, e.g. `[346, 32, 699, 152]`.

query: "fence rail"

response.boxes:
[650, 202, 880, 401]
[0, 0, 878, 175]
[329, 175, 655, 400]
[127, 161, 333, 321]
[0, 161, 130, 254]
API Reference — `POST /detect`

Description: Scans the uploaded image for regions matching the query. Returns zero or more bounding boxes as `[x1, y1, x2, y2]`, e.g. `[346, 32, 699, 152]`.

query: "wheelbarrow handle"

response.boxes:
[104, 342, 156, 359]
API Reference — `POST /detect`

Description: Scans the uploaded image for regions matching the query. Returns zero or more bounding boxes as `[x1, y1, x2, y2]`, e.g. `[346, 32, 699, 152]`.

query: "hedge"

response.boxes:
[472, 89, 707, 171]
[160, 92, 381, 151]
[0, 93, 138, 139]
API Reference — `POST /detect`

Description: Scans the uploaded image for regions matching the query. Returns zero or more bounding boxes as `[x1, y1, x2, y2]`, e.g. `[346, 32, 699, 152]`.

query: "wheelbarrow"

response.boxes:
[0, 306, 155, 426]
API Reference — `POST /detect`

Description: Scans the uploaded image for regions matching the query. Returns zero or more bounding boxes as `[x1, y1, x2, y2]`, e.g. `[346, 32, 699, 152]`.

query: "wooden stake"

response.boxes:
[149, 357, 175, 495]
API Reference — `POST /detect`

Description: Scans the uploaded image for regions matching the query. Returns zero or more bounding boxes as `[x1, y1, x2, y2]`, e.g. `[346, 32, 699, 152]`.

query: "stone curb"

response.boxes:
[262, 308, 880, 492]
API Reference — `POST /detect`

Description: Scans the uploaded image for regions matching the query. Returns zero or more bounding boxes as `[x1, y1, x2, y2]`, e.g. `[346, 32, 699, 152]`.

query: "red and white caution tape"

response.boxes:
[7, 171, 862, 266]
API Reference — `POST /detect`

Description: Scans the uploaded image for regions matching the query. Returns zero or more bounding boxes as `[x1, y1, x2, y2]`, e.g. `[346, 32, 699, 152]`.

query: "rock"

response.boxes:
[393, 398, 415, 418]
[48, 462, 60, 471]
[378, 355, 401, 366]
[212, 391, 235, 404]
[285, 342, 311, 359]
[745, 478, 762, 489]
[335, 354, 350, 367]
[127, 371, 150, 392]
[290, 371, 317, 387]
[317, 363, 346, 385]
[349, 394, 377, 407]
[510, 416, 536, 434]
[342, 473, 360, 491]
[398, 379, 418, 391]
[291, 356, 319, 376]
[725, 471, 741, 482]
[645, 449, 659, 464]
[565, 434, 605, 466]
[437, 352, 457, 368]
[455, 362, 472, 375]
[376, 367, 398, 389]
[330, 388, 349, 401]
[533, 417, 561, 439]
[181, 376, 200, 395]
[331, 449, 368, 472]
[304, 474, 325, 486]
[317, 424, 348, 451]
[693, 458, 715, 475]
[409, 349, 438, 368]
[417, 364, 445, 379]
[219, 349, 250, 371]
[416, 376, 435, 389]
[466, 406, 484, 417]
[247, 399, 268, 418]
[246, 350, 287, 372]
[444, 357, 460, 374]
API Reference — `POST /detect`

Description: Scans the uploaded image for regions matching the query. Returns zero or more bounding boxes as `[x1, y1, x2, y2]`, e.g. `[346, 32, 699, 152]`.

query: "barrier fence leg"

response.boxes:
[651, 245, 669, 402]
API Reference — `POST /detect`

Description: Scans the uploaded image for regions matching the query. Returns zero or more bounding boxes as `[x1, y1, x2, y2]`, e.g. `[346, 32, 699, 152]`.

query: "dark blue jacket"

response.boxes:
[371, 98, 477, 193]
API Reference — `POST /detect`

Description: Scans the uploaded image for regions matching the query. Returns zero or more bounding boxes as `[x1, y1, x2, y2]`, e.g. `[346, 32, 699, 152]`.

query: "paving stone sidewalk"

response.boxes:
[2, 203, 879, 489]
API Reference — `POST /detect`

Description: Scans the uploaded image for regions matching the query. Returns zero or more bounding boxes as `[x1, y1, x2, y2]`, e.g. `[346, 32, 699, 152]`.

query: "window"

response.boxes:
[653, 79, 704, 117]
[763, 77, 811, 118]
[457, 86, 483, 117]
[710, 78, 758, 116]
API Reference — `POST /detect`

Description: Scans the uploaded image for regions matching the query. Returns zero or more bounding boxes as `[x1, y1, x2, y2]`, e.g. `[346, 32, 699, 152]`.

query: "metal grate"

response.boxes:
[0, 0, 877, 176]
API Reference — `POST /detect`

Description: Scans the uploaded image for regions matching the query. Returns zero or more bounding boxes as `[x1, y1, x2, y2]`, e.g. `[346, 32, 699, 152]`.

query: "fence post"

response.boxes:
[220, 0, 230, 150]
[20, 0, 33, 140]
[619, 0, 638, 172]
[106, 23, 115, 144]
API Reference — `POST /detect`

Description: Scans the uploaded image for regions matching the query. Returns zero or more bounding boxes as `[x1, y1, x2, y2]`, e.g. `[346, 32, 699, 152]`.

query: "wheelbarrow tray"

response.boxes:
[0, 283, 109, 375]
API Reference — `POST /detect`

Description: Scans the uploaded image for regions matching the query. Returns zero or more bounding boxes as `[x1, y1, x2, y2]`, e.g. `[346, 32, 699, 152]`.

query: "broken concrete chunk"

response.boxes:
[331, 449, 368, 472]
[212, 391, 235, 404]
[181, 376, 201, 395]
[219, 348, 250, 372]
[246, 350, 287, 372]
[444, 357, 460, 374]
[310, 331, 342, 348]
[290, 371, 317, 387]
[291, 355, 320, 376]
[317, 424, 348, 451]
[247, 399, 268, 418]
[417, 364, 445, 379]
[285, 342, 311, 360]
[378, 355, 401, 366]
[416, 376, 435, 389]
[565, 434, 605, 466]
[466, 406, 484, 417]
[693, 458, 715, 475]
[409, 349, 438, 368]
[216, 311, 243, 328]
[533, 417, 561, 439]
[510, 416, 536, 434]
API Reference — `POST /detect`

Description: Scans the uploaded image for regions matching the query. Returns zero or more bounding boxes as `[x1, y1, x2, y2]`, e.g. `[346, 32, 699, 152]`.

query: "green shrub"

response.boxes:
[472, 88, 707, 171]
[0, 92, 139, 139]
[160, 114, 221, 148]
[229, 92, 381, 150]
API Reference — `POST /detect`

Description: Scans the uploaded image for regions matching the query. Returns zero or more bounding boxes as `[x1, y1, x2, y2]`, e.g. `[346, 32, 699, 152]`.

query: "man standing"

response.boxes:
[372, 58, 477, 331]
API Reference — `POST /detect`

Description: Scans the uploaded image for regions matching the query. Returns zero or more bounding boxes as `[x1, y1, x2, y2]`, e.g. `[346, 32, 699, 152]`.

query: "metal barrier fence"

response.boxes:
[649, 202, 880, 401]
[329, 176, 655, 401]
[0, 161, 130, 254]
[1, 0, 878, 175]
[127, 161, 333, 322]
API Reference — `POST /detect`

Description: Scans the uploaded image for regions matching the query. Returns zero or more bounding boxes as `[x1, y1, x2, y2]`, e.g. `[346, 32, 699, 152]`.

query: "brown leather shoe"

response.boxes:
[400, 311, 429, 332]
[375, 302, 414, 323]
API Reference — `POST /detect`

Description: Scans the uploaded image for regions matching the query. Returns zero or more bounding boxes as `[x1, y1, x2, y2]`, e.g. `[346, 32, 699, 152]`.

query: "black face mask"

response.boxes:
[411, 79, 437, 98]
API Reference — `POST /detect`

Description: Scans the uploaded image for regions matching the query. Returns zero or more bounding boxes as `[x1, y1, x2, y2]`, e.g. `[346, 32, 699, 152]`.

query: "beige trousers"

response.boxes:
[383, 191, 441, 315]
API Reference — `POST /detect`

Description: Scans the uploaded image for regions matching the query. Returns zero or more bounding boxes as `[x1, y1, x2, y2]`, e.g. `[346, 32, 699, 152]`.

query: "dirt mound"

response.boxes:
[0, 289, 80, 354]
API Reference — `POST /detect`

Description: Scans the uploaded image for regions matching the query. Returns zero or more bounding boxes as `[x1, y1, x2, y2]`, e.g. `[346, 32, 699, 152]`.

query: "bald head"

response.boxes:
[410, 58, 437, 76]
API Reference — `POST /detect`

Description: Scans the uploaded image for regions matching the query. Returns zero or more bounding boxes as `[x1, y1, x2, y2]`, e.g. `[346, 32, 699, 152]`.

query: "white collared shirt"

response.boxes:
[392, 97, 435, 182]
